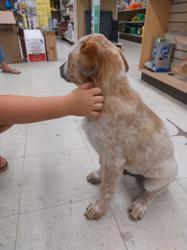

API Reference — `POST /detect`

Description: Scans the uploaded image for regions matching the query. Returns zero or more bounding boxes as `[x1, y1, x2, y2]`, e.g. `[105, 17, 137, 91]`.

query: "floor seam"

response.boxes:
[110, 206, 129, 250]
[176, 180, 187, 194]
[14, 125, 28, 250]
[0, 188, 138, 220]
[17, 196, 98, 216]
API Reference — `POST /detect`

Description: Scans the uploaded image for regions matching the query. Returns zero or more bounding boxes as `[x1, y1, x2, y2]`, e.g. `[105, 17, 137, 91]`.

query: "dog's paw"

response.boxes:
[84, 200, 107, 220]
[128, 199, 147, 221]
[87, 170, 101, 185]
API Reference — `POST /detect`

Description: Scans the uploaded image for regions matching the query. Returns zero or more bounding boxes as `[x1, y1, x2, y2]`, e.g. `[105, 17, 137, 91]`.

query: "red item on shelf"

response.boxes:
[128, 3, 142, 10]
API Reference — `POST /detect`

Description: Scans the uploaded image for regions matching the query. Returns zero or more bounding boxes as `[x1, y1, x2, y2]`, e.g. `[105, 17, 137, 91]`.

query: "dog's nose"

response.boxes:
[59, 63, 65, 73]
[59, 63, 66, 79]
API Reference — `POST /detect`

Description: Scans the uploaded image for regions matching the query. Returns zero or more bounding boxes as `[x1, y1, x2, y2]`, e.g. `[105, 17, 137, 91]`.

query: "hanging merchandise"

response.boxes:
[91, 0, 100, 33]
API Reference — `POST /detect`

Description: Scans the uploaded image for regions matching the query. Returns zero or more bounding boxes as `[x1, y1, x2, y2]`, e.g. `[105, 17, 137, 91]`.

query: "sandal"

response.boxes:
[0, 156, 8, 172]
[2, 68, 21, 74]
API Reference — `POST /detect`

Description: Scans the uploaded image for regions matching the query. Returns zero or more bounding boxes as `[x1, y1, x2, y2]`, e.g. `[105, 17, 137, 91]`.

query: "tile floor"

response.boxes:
[0, 39, 187, 250]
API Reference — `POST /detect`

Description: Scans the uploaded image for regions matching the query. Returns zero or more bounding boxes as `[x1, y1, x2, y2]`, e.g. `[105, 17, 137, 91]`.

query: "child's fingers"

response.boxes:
[90, 111, 100, 117]
[80, 82, 94, 90]
[93, 103, 103, 110]
[90, 87, 102, 96]
[94, 95, 104, 103]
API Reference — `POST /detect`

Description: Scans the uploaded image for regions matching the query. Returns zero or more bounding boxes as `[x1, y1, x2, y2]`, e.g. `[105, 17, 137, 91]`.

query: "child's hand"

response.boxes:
[67, 82, 104, 117]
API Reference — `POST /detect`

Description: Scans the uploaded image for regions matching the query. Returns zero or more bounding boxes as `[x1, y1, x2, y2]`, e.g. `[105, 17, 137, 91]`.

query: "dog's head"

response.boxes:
[60, 34, 129, 87]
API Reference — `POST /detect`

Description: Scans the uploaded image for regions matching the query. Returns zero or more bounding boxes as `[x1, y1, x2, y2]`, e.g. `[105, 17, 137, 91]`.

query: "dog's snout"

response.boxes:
[60, 63, 67, 80]
[59, 63, 65, 71]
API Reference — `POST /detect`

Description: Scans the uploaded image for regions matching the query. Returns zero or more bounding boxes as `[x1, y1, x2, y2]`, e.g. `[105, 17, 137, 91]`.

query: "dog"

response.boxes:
[60, 34, 178, 220]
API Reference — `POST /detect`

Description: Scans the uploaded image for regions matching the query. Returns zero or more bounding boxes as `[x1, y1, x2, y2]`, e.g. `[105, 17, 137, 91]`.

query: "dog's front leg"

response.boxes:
[85, 165, 123, 220]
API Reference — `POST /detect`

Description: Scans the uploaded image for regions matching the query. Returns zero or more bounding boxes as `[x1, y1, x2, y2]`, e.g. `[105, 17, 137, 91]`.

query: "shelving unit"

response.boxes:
[139, 0, 187, 104]
[118, 7, 146, 43]
[120, 32, 142, 43]
[74, 0, 117, 40]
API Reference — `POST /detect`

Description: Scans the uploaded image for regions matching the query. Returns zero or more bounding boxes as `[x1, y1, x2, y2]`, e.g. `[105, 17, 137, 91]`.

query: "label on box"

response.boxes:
[28, 53, 46, 62]
[26, 39, 45, 54]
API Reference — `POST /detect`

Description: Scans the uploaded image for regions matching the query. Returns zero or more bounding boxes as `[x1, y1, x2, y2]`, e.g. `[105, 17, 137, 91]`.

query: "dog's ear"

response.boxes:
[78, 41, 99, 77]
[118, 49, 129, 72]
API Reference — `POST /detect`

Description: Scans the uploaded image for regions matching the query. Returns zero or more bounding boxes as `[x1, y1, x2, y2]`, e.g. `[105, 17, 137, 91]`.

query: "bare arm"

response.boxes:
[0, 83, 104, 125]
[0, 95, 72, 124]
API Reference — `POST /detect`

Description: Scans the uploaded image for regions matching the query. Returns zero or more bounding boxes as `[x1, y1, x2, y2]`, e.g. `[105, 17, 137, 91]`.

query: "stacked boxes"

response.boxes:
[44, 31, 57, 61]
[0, 11, 22, 63]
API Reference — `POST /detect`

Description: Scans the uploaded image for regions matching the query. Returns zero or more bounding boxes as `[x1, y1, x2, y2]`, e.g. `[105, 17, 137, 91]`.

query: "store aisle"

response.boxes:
[0, 39, 187, 250]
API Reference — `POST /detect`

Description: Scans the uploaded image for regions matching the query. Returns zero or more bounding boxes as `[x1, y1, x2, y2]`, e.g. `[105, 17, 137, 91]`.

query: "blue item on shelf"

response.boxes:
[145, 38, 174, 72]
[4, 0, 12, 9]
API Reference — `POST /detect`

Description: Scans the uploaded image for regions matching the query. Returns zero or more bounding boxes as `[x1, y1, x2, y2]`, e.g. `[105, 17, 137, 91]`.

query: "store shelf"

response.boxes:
[140, 68, 187, 104]
[119, 8, 146, 13]
[139, 0, 187, 104]
[141, 68, 187, 93]
[63, 35, 75, 44]
[118, 7, 146, 43]
[119, 32, 142, 43]
[119, 21, 144, 24]
[51, 9, 60, 12]
[122, 32, 142, 37]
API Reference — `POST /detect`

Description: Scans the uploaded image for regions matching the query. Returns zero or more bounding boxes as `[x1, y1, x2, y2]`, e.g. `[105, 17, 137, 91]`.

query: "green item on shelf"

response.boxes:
[136, 14, 145, 21]
[130, 27, 137, 34]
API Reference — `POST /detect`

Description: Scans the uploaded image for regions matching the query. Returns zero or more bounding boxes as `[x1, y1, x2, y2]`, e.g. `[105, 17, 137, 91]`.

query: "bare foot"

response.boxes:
[2, 65, 21, 74]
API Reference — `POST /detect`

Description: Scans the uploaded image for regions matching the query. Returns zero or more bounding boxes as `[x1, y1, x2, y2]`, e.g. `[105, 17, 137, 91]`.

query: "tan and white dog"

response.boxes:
[60, 34, 178, 220]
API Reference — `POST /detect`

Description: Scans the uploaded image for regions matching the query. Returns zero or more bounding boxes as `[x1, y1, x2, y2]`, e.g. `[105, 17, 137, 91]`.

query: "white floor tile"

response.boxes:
[28, 115, 77, 130]
[0, 72, 30, 95]
[0, 215, 18, 250]
[20, 149, 99, 213]
[178, 178, 187, 193]
[111, 182, 187, 250]
[25, 122, 86, 156]
[0, 158, 23, 218]
[172, 137, 187, 179]
[17, 200, 126, 250]
[0, 125, 26, 159]
[29, 72, 66, 96]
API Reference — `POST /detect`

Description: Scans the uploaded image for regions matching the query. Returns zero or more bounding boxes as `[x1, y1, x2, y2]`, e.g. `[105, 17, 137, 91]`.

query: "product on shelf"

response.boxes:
[24, 29, 46, 62]
[144, 38, 174, 72]
[118, 0, 147, 11]
[130, 26, 136, 34]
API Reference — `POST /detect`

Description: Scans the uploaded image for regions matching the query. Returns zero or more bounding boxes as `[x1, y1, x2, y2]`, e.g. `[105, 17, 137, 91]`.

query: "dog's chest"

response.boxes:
[82, 117, 114, 149]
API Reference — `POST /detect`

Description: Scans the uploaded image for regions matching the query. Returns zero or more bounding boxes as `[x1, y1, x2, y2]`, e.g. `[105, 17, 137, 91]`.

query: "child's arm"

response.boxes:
[0, 83, 104, 125]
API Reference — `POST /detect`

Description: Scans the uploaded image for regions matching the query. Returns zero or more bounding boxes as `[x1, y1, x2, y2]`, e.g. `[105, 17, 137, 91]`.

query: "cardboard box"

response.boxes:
[0, 11, 22, 63]
[24, 29, 46, 62]
[44, 31, 57, 61]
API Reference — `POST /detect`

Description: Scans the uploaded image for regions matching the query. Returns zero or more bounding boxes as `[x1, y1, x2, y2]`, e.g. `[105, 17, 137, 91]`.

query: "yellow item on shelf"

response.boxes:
[36, 0, 51, 28]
